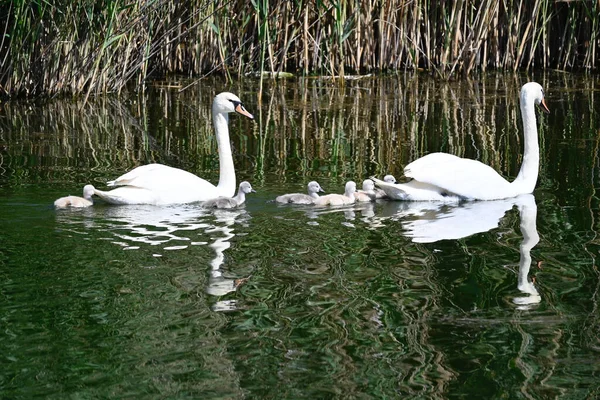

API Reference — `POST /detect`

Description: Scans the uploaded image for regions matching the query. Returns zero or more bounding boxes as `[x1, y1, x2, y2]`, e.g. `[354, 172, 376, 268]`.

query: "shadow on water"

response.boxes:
[1, 73, 600, 398]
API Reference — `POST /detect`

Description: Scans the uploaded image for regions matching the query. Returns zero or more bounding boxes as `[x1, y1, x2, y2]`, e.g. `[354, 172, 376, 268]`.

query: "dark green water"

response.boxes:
[1, 74, 600, 398]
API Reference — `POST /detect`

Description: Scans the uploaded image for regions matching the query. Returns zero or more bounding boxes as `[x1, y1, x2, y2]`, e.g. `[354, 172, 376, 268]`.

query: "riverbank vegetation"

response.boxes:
[0, 0, 598, 97]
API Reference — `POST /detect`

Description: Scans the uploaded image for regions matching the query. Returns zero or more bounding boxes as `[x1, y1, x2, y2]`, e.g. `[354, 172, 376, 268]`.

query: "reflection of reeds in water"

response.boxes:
[1, 97, 156, 184]
[1, 74, 598, 193]
[0, 83, 253, 185]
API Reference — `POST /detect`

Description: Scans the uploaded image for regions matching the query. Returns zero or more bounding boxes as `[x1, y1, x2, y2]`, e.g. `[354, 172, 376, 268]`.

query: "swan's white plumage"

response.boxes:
[100, 164, 221, 204]
[405, 153, 516, 200]
[90, 92, 253, 205]
[374, 82, 549, 201]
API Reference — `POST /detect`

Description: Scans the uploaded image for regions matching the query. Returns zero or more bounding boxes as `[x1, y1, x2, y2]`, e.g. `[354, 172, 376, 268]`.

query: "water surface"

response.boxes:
[1, 73, 600, 398]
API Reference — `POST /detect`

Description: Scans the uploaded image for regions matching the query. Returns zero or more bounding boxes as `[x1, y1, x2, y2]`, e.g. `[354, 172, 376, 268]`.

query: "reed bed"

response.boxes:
[0, 0, 599, 98]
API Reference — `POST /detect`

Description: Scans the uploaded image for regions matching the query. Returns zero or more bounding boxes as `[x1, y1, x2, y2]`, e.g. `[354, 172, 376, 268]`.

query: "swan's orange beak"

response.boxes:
[235, 104, 254, 120]
[540, 98, 550, 114]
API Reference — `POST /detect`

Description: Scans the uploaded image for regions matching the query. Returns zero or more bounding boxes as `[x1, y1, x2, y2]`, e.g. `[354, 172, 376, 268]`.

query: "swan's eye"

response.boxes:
[229, 99, 241, 107]
[541, 89, 545, 97]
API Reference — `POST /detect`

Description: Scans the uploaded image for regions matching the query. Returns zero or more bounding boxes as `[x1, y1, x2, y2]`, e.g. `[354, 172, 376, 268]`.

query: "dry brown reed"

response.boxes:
[0, 1, 599, 98]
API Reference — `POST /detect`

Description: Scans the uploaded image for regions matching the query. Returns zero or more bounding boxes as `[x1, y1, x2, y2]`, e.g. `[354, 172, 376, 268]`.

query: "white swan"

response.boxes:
[90, 92, 254, 205]
[374, 175, 396, 199]
[54, 185, 95, 208]
[313, 181, 356, 206]
[202, 181, 255, 209]
[355, 179, 377, 202]
[275, 181, 325, 204]
[372, 82, 549, 201]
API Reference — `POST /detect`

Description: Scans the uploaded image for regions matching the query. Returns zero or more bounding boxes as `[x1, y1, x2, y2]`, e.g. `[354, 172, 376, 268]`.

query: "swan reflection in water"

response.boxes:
[55, 204, 251, 311]
[378, 194, 541, 307]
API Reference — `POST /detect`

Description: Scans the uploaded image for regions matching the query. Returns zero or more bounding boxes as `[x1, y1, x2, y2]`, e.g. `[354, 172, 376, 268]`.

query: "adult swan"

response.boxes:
[90, 92, 254, 205]
[372, 82, 550, 201]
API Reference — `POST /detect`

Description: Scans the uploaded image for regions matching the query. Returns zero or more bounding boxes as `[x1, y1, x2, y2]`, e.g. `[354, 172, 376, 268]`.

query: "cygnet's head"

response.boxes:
[83, 185, 95, 200]
[362, 179, 375, 191]
[345, 181, 357, 194]
[307, 181, 325, 194]
[383, 175, 396, 183]
[239, 181, 256, 194]
[213, 92, 254, 120]
[520, 82, 549, 114]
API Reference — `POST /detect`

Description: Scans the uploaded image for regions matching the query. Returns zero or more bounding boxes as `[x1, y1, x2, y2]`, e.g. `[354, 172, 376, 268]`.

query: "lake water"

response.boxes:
[1, 73, 600, 398]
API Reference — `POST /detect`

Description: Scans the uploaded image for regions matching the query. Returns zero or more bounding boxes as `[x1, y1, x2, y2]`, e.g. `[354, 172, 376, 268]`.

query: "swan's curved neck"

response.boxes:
[512, 97, 539, 194]
[213, 109, 236, 196]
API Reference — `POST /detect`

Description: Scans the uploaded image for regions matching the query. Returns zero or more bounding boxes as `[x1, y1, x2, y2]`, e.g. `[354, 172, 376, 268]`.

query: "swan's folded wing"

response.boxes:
[108, 164, 179, 187]
[107, 164, 211, 192]
[404, 152, 463, 174]
[105, 163, 221, 203]
[404, 153, 513, 200]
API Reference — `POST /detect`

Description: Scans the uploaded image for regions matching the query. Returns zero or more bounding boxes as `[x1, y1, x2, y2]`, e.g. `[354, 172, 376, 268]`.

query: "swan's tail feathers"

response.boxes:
[371, 177, 462, 202]
[91, 187, 113, 203]
[371, 177, 410, 201]
[106, 178, 133, 187]
[92, 188, 130, 205]
[92, 186, 159, 205]
[106, 178, 144, 188]
[91, 187, 138, 205]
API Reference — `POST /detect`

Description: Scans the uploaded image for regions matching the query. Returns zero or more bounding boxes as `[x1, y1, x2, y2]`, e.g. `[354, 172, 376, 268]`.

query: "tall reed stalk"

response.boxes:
[1, 0, 599, 98]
